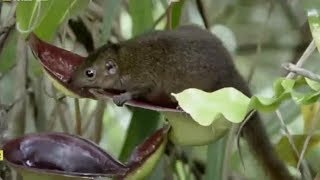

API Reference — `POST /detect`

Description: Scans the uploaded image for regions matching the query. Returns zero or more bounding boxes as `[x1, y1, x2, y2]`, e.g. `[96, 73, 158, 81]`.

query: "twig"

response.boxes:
[165, 142, 205, 179]
[297, 104, 320, 170]
[278, 0, 301, 28]
[283, 63, 320, 82]
[0, 19, 15, 36]
[87, 1, 104, 20]
[47, 103, 59, 131]
[74, 98, 82, 135]
[42, 82, 66, 101]
[92, 100, 106, 143]
[82, 106, 95, 133]
[57, 101, 70, 133]
[166, 3, 173, 30]
[0, 21, 15, 58]
[236, 110, 255, 169]
[276, 110, 312, 180]
[195, 0, 209, 29]
[0, 64, 16, 81]
[152, 7, 168, 29]
[236, 38, 315, 178]
[247, 0, 274, 84]
[7, 36, 28, 137]
[222, 125, 239, 180]
[286, 40, 316, 79]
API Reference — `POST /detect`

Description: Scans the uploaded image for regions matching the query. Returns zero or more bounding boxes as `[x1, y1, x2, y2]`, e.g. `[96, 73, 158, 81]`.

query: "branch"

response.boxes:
[286, 40, 316, 79]
[92, 101, 106, 143]
[152, 6, 168, 29]
[195, 0, 209, 29]
[74, 98, 82, 135]
[282, 63, 320, 82]
[166, 2, 174, 30]
[276, 110, 312, 179]
[238, 39, 316, 177]
[247, 0, 274, 84]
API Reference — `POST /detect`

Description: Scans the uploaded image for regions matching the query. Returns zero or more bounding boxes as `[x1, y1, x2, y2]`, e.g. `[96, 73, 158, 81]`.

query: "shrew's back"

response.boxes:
[119, 25, 245, 94]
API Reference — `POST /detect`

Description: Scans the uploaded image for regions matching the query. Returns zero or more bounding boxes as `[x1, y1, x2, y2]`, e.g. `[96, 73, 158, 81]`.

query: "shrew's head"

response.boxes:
[70, 44, 121, 90]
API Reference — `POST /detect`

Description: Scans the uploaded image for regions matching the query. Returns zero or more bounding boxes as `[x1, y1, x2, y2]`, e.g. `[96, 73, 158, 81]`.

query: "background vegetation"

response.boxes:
[0, 0, 320, 179]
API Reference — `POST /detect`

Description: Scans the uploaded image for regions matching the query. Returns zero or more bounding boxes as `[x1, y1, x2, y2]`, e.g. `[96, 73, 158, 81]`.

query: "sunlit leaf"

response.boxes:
[173, 77, 320, 126]
[172, 88, 250, 126]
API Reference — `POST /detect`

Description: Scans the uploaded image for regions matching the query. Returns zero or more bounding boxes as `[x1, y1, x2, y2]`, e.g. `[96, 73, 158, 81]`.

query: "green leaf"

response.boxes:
[305, 78, 320, 91]
[171, 0, 185, 29]
[172, 87, 250, 126]
[129, 0, 154, 36]
[303, 0, 320, 10]
[0, 32, 17, 72]
[276, 134, 320, 166]
[307, 8, 320, 53]
[164, 111, 231, 146]
[16, 0, 89, 41]
[16, 0, 53, 36]
[119, 108, 161, 162]
[205, 137, 227, 180]
[34, 0, 89, 41]
[101, 0, 121, 44]
[301, 103, 320, 132]
[172, 77, 320, 126]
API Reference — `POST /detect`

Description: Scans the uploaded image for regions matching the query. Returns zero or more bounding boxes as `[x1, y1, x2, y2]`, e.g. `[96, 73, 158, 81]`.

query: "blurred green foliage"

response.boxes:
[1, 0, 320, 179]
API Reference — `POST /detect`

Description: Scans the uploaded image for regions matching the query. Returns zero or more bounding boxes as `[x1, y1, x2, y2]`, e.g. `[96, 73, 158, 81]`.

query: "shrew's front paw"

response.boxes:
[112, 92, 132, 106]
[112, 96, 127, 106]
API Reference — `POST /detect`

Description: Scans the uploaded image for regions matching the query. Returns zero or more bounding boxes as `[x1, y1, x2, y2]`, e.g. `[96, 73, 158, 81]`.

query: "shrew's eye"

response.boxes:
[85, 68, 96, 79]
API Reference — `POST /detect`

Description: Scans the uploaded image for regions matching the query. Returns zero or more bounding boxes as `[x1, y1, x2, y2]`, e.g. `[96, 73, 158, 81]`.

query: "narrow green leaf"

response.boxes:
[204, 137, 227, 180]
[0, 33, 17, 72]
[171, 0, 185, 29]
[129, 0, 154, 36]
[101, 0, 121, 44]
[119, 108, 161, 162]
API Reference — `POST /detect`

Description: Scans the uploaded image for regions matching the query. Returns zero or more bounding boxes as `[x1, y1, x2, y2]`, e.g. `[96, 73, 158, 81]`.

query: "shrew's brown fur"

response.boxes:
[71, 25, 293, 180]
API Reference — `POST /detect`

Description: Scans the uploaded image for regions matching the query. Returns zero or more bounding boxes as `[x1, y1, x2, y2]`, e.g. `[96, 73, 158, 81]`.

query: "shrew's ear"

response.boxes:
[109, 43, 120, 52]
